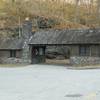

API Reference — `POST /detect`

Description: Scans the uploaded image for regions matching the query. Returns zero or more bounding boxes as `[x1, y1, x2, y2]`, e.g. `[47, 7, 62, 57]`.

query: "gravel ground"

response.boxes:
[0, 64, 100, 100]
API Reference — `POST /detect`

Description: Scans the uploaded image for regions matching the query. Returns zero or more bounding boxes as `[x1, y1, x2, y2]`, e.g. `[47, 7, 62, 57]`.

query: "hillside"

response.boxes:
[0, 0, 99, 37]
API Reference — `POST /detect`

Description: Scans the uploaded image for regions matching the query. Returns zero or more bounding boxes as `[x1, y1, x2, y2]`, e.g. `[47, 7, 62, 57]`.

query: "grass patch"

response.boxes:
[0, 64, 29, 68]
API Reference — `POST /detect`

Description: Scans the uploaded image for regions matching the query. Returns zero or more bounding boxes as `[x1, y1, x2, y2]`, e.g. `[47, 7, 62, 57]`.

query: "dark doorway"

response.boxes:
[31, 46, 46, 64]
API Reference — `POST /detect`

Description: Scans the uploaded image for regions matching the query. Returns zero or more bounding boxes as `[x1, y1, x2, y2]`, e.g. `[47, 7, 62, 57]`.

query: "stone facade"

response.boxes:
[21, 20, 32, 63]
[0, 57, 30, 64]
[69, 45, 100, 65]
[0, 50, 27, 64]
[70, 56, 100, 65]
[0, 20, 32, 64]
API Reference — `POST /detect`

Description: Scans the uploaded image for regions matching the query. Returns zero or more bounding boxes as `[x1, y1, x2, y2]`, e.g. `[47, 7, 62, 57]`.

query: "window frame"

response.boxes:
[79, 45, 90, 56]
[10, 50, 16, 58]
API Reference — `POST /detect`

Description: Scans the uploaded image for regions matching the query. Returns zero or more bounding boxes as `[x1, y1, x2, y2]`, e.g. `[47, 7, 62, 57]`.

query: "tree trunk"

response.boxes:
[74, 0, 80, 23]
[97, 0, 100, 22]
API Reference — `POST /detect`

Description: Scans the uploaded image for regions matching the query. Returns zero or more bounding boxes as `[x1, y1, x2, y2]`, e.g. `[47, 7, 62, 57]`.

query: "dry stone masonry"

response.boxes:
[70, 57, 100, 66]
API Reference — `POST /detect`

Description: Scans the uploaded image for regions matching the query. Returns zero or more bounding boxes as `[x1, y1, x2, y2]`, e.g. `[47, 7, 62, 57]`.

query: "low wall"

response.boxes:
[70, 56, 100, 66]
[0, 57, 31, 64]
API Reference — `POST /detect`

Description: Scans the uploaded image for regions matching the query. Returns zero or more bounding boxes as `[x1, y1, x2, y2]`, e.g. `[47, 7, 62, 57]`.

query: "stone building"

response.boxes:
[29, 29, 100, 65]
[0, 19, 100, 65]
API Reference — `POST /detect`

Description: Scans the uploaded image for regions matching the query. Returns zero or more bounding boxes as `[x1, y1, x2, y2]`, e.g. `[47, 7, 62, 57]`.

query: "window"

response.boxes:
[79, 45, 90, 56]
[39, 48, 45, 55]
[39, 48, 43, 55]
[10, 50, 16, 57]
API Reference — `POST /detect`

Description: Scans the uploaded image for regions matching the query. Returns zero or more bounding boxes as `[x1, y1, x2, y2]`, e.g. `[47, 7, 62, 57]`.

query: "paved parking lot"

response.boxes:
[0, 65, 100, 100]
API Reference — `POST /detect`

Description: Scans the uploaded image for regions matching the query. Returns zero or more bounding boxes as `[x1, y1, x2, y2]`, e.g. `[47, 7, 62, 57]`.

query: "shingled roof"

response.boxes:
[0, 38, 23, 50]
[29, 29, 100, 45]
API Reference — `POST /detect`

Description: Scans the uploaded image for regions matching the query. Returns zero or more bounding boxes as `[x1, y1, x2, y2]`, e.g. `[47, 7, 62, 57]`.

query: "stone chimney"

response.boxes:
[22, 18, 32, 39]
[21, 18, 32, 63]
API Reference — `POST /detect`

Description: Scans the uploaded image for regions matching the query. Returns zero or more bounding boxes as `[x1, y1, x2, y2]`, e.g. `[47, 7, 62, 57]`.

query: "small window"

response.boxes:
[39, 48, 45, 55]
[10, 50, 16, 57]
[79, 45, 90, 56]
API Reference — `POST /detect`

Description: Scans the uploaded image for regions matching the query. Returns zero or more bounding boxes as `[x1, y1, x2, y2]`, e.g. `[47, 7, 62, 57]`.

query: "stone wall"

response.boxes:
[0, 57, 31, 64]
[70, 56, 100, 65]
[21, 20, 33, 64]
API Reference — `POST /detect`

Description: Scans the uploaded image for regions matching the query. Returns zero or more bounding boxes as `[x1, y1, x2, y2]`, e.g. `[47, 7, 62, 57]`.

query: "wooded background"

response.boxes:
[0, 0, 100, 30]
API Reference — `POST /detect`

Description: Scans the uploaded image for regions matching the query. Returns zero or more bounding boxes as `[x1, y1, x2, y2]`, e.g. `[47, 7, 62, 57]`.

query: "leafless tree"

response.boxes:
[74, 0, 80, 23]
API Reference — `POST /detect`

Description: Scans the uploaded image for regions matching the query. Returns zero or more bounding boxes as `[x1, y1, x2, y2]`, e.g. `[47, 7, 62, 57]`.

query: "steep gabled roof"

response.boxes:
[0, 38, 23, 50]
[29, 29, 100, 45]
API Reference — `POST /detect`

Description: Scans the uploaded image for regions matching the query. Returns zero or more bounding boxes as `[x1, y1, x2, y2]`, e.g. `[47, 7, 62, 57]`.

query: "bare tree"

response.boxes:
[74, 0, 80, 23]
[96, 0, 100, 21]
